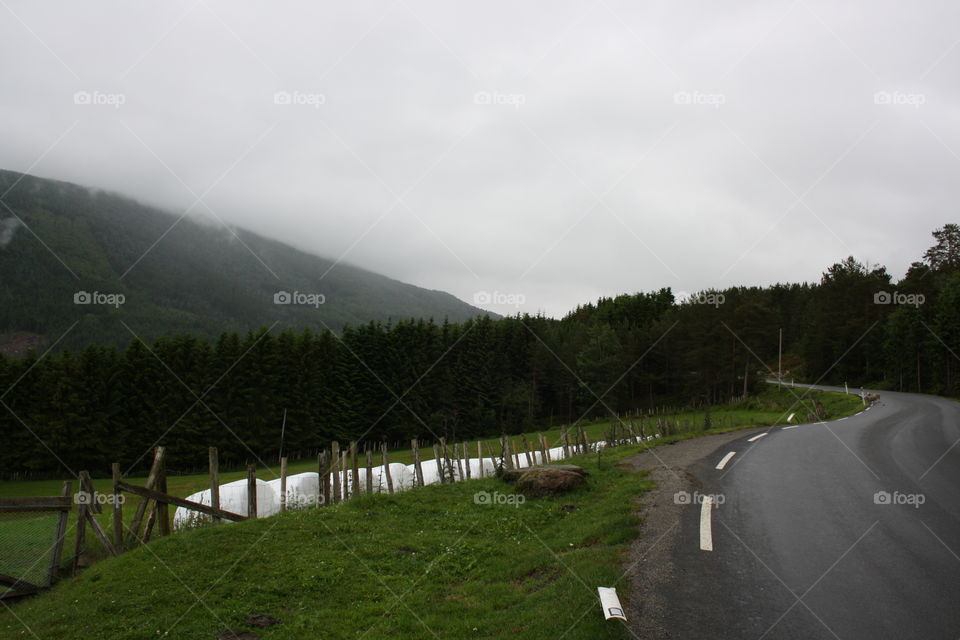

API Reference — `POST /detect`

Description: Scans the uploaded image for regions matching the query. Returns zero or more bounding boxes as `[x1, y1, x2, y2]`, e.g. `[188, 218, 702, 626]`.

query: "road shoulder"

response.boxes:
[618, 428, 766, 638]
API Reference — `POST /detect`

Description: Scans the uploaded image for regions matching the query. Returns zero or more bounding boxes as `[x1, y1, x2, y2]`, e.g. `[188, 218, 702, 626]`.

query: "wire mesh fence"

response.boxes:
[0, 509, 62, 592]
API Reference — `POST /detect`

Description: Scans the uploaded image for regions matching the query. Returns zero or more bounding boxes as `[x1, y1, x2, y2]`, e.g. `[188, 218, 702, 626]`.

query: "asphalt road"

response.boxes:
[658, 384, 960, 639]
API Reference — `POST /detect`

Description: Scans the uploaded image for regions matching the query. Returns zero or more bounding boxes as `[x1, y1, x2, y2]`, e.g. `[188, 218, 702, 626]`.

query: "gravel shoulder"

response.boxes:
[617, 428, 766, 639]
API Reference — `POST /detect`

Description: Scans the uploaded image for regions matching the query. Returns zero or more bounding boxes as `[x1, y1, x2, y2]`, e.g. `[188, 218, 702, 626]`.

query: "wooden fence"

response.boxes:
[0, 481, 71, 599]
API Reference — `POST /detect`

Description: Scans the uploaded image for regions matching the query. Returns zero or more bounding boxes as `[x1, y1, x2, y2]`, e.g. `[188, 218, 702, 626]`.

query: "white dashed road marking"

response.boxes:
[700, 496, 714, 551]
[715, 451, 736, 470]
[748, 433, 768, 442]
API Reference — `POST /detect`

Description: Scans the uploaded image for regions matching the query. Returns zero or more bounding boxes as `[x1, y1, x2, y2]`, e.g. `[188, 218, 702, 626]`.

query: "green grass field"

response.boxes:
[0, 385, 863, 639]
[4, 445, 651, 639]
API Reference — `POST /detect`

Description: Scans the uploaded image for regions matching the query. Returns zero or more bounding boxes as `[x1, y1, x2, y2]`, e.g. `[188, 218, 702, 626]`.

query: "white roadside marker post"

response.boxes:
[598, 587, 626, 621]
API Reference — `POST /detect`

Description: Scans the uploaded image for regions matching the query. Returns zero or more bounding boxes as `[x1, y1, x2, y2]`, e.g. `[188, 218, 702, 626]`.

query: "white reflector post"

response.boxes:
[598, 587, 626, 621]
[787, 413, 796, 423]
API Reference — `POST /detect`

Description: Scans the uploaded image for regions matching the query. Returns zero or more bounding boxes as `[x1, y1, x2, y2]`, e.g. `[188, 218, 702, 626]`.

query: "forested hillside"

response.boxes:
[2, 224, 957, 476]
[0, 170, 487, 354]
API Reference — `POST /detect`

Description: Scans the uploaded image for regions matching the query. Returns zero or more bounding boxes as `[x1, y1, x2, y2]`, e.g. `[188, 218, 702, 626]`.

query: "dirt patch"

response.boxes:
[618, 429, 765, 639]
[515, 566, 563, 593]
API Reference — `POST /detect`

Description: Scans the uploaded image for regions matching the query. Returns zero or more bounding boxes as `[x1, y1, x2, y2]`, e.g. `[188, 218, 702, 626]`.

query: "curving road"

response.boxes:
[657, 384, 960, 639]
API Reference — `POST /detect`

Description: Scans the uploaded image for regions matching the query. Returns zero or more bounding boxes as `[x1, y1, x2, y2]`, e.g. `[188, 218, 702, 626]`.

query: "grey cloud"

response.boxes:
[0, 0, 957, 316]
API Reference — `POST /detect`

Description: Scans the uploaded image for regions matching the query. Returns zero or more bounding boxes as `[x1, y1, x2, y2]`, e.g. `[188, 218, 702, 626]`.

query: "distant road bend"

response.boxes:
[634, 383, 960, 639]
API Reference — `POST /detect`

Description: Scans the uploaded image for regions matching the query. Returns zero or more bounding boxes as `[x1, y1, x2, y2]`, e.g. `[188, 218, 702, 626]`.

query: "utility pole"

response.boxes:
[778, 328, 782, 392]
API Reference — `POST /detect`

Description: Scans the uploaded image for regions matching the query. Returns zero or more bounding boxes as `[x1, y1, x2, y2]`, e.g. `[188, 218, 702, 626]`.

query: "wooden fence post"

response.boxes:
[341, 450, 349, 498]
[111, 463, 123, 551]
[476, 441, 484, 478]
[539, 433, 549, 463]
[142, 505, 158, 543]
[501, 435, 514, 470]
[382, 443, 394, 494]
[156, 454, 170, 537]
[365, 450, 373, 494]
[126, 447, 164, 547]
[280, 457, 288, 513]
[247, 464, 257, 519]
[433, 443, 443, 482]
[483, 441, 497, 474]
[48, 481, 71, 585]
[411, 439, 424, 487]
[562, 429, 571, 459]
[209, 447, 221, 525]
[350, 442, 359, 497]
[520, 435, 533, 467]
[81, 470, 116, 557]
[330, 441, 341, 503]
[319, 450, 331, 507]
[464, 442, 471, 479]
[73, 479, 87, 574]
[454, 442, 464, 480]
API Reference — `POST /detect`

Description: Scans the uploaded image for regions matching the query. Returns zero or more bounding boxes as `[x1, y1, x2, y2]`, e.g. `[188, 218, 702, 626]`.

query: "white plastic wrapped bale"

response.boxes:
[265, 472, 320, 511]
[173, 478, 278, 530]
[419, 461, 444, 486]
[464, 457, 498, 477]
[376, 463, 412, 491]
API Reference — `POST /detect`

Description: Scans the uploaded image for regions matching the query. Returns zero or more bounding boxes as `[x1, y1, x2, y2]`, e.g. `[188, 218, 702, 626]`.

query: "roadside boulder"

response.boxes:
[501, 464, 586, 483]
[504, 465, 588, 497]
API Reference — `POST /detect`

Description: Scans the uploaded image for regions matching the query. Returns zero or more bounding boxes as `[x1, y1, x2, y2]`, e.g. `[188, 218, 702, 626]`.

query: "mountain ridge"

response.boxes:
[0, 169, 490, 354]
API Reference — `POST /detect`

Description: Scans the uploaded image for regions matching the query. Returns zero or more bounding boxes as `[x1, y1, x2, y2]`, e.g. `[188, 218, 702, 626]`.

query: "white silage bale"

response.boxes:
[174, 478, 277, 530]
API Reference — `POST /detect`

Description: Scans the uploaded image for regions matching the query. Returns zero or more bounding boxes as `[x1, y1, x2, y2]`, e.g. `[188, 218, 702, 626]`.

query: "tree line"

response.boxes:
[2, 224, 958, 476]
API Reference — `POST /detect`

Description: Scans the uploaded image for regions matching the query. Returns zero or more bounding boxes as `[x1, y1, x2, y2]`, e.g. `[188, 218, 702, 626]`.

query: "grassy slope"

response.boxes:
[3, 449, 648, 640]
[0, 388, 863, 639]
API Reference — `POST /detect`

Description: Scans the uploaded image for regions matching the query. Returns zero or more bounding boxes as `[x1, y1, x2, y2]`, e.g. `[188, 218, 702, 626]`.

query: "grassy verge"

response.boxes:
[2, 445, 651, 639]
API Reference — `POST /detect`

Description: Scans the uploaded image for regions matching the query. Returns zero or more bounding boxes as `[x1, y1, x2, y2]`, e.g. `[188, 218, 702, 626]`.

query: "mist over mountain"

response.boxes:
[0, 170, 490, 355]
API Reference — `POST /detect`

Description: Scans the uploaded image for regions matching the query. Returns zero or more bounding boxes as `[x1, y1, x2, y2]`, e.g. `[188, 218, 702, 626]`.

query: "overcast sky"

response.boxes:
[1, 1, 958, 316]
